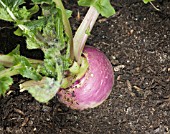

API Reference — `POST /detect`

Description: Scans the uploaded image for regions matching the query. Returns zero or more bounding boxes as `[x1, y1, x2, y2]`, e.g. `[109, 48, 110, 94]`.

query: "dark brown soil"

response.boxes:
[0, 0, 170, 134]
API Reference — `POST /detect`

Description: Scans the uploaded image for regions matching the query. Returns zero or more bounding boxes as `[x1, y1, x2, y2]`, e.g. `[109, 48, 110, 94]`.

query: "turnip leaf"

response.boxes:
[1, 0, 25, 9]
[0, 64, 5, 71]
[32, 0, 52, 4]
[8, 45, 20, 55]
[0, 0, 71, 83]
[0, 76, 13, 96]
[13, 55, 42, 80]
[20, 77, 60, 103]
[78, 0, 115, 17]
[0, 7, 13, 21]
[0, 64, 13, 96]
[143, 0, 155, 4]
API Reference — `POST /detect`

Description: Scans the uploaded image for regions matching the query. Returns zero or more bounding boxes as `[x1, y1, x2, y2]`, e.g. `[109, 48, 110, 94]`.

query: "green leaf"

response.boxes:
[94, 0, 115, 17]
[13, 55, 42, 80]
[39, 47, 64, 81]
[143, 0, 155, 4]
[26, 37, 42, 49]
[14, 28, 23, 36]
[21, 18, 46, 49]
[85, 27, 91, 36]
[78, 0, 115, 17]
[20, 77, 60, 103]
[78, 0, 94, 6]
[66, 10, 72, 19]
[0, 76, 13, 96]
[0, 0, 25, 21]
[0, 7, 13, 21]
[0, 0, 39, 22]
[0, 0, 25, 10]
[19, 65, 42, 80]
[75, 57, 89, 80]
[15, 6, 31, 20]
[32, 0, 52, 4]
[0, 64, 5, 71]
[69, 61, 80, 74]
[0, 0, 71, 102]
[28, 4, 39, 17]
[8, 45, 20, 55]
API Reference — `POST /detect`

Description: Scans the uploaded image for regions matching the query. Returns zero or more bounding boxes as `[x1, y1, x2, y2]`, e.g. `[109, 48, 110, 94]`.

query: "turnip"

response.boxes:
[0, 0, 115, 110]
[56, 3, 115, 110]
[58, 46, 114, 110]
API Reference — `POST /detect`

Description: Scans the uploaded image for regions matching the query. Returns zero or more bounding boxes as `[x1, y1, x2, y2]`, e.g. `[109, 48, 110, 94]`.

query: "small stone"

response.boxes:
[42, 105, 51, 112]
[168, 68, 170, 72]
[114, 65, 125, 71]
[33, 128, 37, 131]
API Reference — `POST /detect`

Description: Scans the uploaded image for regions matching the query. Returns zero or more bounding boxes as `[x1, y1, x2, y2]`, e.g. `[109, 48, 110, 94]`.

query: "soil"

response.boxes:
[0, 0, 170, 134]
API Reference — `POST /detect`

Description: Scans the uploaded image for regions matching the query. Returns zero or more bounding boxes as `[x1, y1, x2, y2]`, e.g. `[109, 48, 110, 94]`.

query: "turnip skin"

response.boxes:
[57, 46, 114, 110]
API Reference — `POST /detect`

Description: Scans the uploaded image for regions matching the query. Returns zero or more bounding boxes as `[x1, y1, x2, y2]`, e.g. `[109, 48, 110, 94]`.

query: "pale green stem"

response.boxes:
[149, 2, 160, 11]
[53, 0, 74, 60]
[0, 55, 14, 67]
[73, 6, 99, 64]
[0, 54, 43, 67]
[0, 65, 21, 78]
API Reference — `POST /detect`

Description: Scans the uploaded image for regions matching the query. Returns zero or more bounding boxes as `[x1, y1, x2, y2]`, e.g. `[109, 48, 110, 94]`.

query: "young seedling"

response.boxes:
[143, 0, 160, 11]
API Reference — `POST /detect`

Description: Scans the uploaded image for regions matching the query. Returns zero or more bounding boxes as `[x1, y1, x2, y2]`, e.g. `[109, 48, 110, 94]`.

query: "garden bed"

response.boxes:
[0, 0, 170, 133]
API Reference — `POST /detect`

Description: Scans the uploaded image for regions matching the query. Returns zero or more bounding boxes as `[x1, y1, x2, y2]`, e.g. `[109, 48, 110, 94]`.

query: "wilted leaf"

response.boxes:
[20, 77, 60, 103]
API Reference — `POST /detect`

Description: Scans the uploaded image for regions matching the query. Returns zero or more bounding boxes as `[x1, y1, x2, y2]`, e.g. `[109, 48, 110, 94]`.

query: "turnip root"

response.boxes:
[57, 46, 114, 110]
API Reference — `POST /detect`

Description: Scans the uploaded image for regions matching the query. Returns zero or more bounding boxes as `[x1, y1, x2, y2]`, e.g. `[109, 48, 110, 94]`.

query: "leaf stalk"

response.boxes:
[73, 6, 99, 63]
